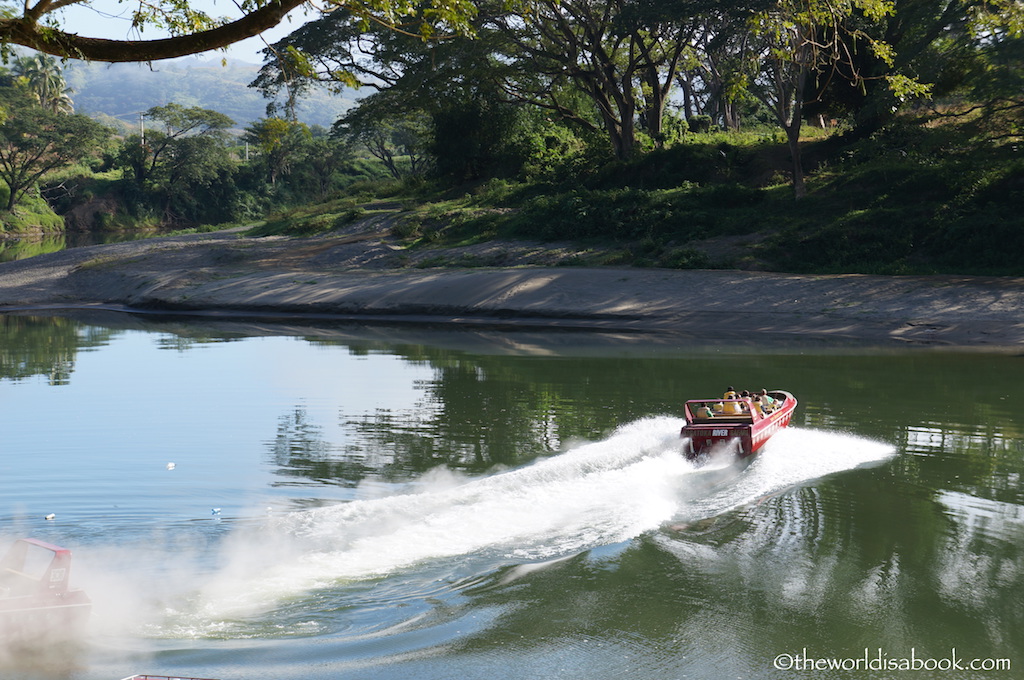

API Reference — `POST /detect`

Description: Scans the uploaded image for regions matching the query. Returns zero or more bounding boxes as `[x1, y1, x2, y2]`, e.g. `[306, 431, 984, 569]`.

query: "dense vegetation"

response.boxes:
[1, 0, 1022, 275]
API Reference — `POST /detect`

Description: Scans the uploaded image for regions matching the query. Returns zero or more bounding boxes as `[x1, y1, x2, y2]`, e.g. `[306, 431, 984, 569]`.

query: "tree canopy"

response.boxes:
[256, 0, 1024, 198]
[0, 85, 109, 210]
[12, 53, 73, 113]
[116, 102, 234, 187]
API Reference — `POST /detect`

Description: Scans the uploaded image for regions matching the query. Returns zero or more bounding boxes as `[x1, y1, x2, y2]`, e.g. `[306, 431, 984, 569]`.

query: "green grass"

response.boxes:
[245, 197, 369, 237]
[0, 192, 65, 233]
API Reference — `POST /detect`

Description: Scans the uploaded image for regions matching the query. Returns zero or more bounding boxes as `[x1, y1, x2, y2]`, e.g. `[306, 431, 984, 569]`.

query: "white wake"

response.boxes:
[97, 417, 895, 635]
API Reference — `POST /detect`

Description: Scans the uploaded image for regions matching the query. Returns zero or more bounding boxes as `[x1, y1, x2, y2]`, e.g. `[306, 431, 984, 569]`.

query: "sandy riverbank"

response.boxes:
[1, 228, 1022, 347]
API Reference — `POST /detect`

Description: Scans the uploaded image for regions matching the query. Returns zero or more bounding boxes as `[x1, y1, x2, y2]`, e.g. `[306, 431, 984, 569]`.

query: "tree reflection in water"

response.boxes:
[0, 314, 115, 385]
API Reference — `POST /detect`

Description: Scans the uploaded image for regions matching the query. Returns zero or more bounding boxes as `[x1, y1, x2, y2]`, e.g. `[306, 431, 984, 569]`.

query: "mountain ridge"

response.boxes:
[64, 57, 356, 131]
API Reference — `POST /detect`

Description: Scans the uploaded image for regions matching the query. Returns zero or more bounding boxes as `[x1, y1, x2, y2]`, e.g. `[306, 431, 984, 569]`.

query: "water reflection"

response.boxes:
[0, 315, 116, 385]
[937, 491, 1024, 643]
[0, 234, 66, 262]
[344, 357, 583, 474]
[269, 407, 373, 488]
[0, 230, 172, 263]
[3, 313, 1022, 496]
[0, 312, 1022, 679]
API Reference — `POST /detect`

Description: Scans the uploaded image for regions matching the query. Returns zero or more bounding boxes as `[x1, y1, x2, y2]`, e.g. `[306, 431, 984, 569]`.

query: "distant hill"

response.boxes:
[64, 58, 357, 131]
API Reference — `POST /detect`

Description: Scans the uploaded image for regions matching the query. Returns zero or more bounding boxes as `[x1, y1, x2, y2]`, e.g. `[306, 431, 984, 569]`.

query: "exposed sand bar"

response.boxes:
[1, 230, 1022, 347]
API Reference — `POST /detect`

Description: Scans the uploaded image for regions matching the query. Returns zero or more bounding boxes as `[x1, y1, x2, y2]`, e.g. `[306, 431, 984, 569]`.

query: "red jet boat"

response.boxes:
[0, 538, 91, 641]
[681, 390, 797, 460]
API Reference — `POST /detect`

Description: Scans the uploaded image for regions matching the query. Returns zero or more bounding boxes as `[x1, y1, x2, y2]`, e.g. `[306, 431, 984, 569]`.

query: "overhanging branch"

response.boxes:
[1, 0, 308, 61]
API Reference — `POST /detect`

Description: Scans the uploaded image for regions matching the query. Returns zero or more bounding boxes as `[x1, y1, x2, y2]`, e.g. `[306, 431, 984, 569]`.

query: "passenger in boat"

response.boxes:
[751, 395, 765, 417]
[759, 389, 776, 411]
[723, 386, 738, 399]
[696, 404, 714, 418]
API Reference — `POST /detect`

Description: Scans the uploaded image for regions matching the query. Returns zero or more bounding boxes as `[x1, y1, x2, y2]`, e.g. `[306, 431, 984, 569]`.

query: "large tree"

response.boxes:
[255, 5, 523, 177]
[0, 86, 108, 211]
[242, 117, 311, 185]
[845, 0, 1024, 134]
[0, 0, 478, 62]
[253, 4, 504, 105]
[484, 0, 699, 159]
[115, 102, 237, 223]
[333, 93, 431, 179]
[257, 0, 706, 160]
[744, 0, 928, 198]
[676, 4, 768, 130]
[118, 103, 234, 187]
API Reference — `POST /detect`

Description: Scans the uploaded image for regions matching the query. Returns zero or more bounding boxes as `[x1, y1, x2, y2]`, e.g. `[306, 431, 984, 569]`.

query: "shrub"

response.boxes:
[688, 115, 714, 133]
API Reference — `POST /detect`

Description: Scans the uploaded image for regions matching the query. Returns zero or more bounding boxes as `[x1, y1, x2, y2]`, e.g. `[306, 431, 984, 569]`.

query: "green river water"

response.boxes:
[0, 311, 1020, 679]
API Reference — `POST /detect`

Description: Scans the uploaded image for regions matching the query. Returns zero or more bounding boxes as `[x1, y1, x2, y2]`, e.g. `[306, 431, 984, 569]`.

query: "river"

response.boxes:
[0, 311, 1020, 679]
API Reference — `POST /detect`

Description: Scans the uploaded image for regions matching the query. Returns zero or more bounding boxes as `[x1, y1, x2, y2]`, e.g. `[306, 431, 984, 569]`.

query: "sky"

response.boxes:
[58, 0, 317, 64]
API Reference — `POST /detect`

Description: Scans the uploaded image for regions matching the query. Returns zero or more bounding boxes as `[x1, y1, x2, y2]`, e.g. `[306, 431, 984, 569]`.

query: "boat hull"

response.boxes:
[0, 596, 91, 642]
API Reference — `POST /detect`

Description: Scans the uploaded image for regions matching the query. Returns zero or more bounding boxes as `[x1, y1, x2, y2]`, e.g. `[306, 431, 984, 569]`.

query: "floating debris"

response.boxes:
[44, 513, 56, 521]
[166, 462, 176, 470]
[211, 508, 221, 516]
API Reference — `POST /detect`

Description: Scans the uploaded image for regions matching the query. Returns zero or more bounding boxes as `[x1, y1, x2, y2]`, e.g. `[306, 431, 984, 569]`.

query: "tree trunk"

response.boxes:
[724, 100, 741, 131]
[588, 82, 636, 160]
[679, 76, 694, 120]
[641, 72, 668, 146]
[788, 58, 807, 199]
[785, 121, 806, 199]
[604, 116, 636, 160]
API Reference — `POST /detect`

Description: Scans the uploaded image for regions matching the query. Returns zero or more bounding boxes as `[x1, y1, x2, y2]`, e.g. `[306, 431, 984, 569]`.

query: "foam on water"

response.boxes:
[146, 418, 895, 634]
[683, 426, 896, 522]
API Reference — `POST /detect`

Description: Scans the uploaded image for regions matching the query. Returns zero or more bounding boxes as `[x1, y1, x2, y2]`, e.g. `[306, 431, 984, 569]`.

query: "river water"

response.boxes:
[0, 312, 1020, 679]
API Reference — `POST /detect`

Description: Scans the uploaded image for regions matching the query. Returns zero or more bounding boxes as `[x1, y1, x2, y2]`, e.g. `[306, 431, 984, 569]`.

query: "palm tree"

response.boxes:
[13, 54, 75, 114]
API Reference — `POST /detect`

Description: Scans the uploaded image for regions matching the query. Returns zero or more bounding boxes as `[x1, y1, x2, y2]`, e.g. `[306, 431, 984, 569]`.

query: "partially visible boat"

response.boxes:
[680, 390, 797, 460]
[120, 676, 220, 680]
[0, 538, 91, 641]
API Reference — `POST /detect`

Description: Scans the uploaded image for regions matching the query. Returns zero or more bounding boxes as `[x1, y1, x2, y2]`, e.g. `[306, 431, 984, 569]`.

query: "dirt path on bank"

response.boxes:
[1, 228, 1022, 347]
